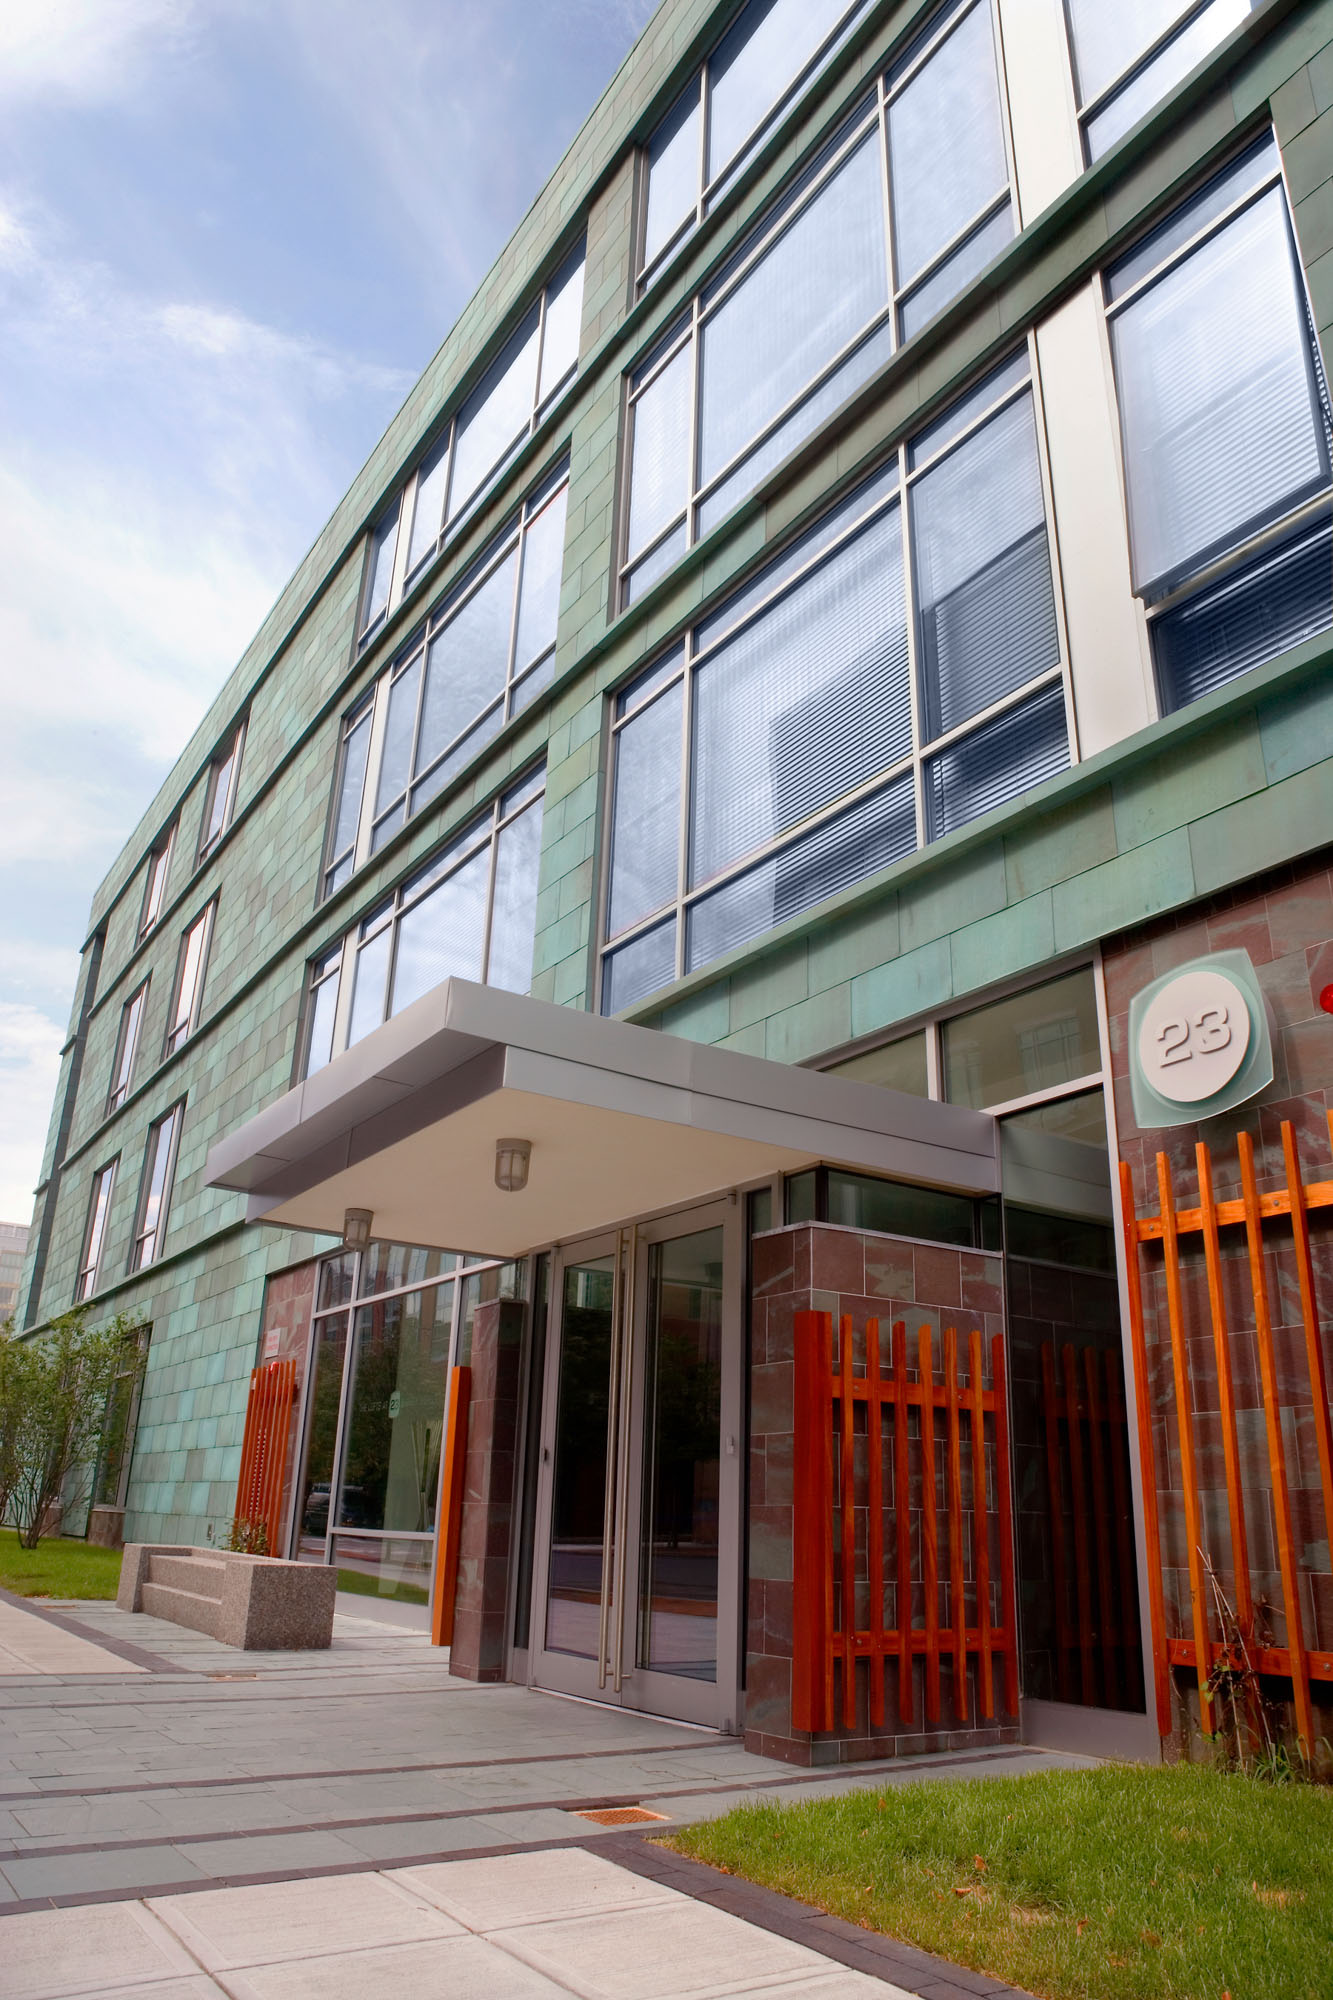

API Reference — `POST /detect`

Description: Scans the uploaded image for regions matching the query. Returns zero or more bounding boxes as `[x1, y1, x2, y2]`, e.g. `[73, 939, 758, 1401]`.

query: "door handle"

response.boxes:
[610, 1224, 637, 1693]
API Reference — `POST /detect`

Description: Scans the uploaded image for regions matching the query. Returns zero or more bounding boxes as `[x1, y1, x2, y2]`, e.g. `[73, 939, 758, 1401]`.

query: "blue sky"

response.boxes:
[0, 0, 655, 1219]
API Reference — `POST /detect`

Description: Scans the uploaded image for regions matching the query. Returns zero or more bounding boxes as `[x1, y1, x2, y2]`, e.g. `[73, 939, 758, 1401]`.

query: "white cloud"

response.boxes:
[0, 0, 196, 107]
[0, 942, 80, 1013]
[0, 1004, 62, 1222]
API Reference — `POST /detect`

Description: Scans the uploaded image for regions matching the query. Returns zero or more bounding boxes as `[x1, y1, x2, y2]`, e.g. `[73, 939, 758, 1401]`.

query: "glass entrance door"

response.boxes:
[529, 1204, 741, 1727]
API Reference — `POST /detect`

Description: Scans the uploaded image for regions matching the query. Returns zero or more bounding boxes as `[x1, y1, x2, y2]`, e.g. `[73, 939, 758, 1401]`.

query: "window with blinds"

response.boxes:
[1065, 0, 1255, 163]
[1105, 135, 1332, 712]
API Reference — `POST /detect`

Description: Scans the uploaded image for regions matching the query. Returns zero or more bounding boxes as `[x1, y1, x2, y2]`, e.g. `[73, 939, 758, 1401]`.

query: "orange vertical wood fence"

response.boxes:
[1120, 1114, 1333, 1752]
[431, 1365, 471, 1647]
[233, 1357, 298, 1555]
[792, 1311, 1018, 1735]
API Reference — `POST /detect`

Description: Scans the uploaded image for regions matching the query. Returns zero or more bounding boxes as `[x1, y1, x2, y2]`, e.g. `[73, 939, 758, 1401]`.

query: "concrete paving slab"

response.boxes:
[1, 1899, 202, 1997]
[392, 1845, 681, 1930]
[0, 1603, 147, 1678]
[220, 1934, 572, 2000]
[491, 1896, 842, 1999]
[0, 1844, 211, 1900]
[147, 1870, 463, 1970]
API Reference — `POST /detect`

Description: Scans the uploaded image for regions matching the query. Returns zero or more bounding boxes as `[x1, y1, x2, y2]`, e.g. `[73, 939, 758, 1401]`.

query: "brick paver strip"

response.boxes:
[0, 1588, 175, 1673]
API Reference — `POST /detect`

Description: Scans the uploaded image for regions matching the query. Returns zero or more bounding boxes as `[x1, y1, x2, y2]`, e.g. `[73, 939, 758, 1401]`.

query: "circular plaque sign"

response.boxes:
[1135, 967, 1251, 1105]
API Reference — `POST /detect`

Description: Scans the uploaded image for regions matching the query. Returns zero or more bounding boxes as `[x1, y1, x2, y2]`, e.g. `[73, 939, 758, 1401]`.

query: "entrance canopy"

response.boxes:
[205, 980, 998, 1257]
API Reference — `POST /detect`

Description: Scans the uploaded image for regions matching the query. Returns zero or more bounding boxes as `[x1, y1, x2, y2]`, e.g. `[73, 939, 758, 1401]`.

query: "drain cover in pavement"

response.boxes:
[575, 1806, 671, 1825]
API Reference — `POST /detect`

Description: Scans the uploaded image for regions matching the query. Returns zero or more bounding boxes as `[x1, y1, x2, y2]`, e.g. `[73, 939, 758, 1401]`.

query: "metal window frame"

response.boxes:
[600, 331, 1074, 1011]
[107, 978, 149, 1115]
[620, 0, 1020, 608]
[197, 720, 246, 864]
[303, 763, 548, 1079]
[356, 245, 585, 652]
[130, 1100, 185, 1273]
[164, 900, 217, 1058]
[75, 1158, 119, 1304]
[138, 823, 176, 941]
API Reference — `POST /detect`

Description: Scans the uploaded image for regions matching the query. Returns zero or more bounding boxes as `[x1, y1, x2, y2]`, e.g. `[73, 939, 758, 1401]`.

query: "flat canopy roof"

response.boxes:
[205, 980, 998, 1257]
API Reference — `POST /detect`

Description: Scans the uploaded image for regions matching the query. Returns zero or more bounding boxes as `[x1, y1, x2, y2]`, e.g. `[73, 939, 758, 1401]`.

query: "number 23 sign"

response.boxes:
[1128, 952, 1272, 1127]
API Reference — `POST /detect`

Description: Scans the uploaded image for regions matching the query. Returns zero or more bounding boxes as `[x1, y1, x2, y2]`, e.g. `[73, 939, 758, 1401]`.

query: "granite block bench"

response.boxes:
[117, 1544, 337, 1649]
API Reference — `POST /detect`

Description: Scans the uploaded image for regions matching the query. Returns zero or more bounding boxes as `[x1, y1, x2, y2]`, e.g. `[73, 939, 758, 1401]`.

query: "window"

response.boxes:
[639, 0, 876, 285]
[620, 0, 1014, 606]
[1105, 137, 1332, 713]
[198, 723, 245, 860]
[1065, 0, 1256, 162]
[76, 1162, 118, 1302]
[165, 905, 215, 1055]
[602, 349, 1068, 1013]
[941, 968, 1101, 1110]
[329, 468, 567, 891]
[303, 765, 546, 1076]
[783, 1163, 998, 1247]
[138, 826, 175, 940]
[107, 981, 148, 1113]
[92, 1325, 150, 1512]
[131, 1104, 183, 1270]
[356, 246, 584, 648]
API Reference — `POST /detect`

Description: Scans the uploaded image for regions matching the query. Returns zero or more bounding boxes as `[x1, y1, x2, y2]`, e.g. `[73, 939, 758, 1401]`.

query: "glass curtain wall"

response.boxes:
[621, 0, 1016, 606]
[1064, 0, 1256, 163]
[304, 766, 545, 1076]
[602, 346, 1068, 1013]
[326, 469, 566, 897]
[1104, 135, 1332, 712]
[357, 245, 584, 648]
[293, 1242, 525, 1606]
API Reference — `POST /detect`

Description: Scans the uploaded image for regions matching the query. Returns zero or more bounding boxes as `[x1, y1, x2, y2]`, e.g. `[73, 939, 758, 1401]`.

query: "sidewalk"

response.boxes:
[0, 1593, 1077, 1996]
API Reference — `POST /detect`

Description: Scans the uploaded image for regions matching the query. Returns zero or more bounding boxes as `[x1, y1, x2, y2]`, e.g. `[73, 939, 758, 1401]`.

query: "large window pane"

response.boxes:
[699, 133, 888, 485]
[925, 682, 1068, 838]
[913, 393, 1059, 738]
[608, 683, 682, 937]
[826, 1031, 929, 1097]
[1067, 0, 1191, 101]
[390, 848, 490, 1016]
[1084, 0, 1252, 160]
[449, 309, 541, 521]
[943, 967, 1100, 1107]
[417, 552, 517, 775]
[602, 918, 676, 1014]
[514, 485, 567, 672]
[628, 346, 691, 557]
[295, 1313, 348, 1559]
[374, 657, 421, 820]
[348, 923, 392, 1046]
[336, 1286, 453, 1534]
[361, 506, 398, 635]
[888, 1, 1009, 288]
[538, 251, 585, 402]
[644, 86, 701, 268]
[686, 774, 915, 970]
[1154, 513, 1333, 712]
[708, 0, 851, 178]
[691, 504, 908, 885]
[1110, 187, 1330, 593]
[487, 799, 544, 994]
[407, 438, 449, 577]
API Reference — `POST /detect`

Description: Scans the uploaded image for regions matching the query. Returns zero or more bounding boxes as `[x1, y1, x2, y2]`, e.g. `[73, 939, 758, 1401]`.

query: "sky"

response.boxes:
[0, 0, 657, 1221]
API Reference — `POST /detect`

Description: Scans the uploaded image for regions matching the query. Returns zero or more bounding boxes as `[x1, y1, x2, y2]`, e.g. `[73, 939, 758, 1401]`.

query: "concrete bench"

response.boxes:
[117, 1544, 337, 1649]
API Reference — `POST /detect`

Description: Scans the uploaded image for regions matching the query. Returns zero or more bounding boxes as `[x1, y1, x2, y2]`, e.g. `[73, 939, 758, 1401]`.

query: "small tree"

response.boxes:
[8, 1308, 147, 1550]
[0, 1319, 38, 1527]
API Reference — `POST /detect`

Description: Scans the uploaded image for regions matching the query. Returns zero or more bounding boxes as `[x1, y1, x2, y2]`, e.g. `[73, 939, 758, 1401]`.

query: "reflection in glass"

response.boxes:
[332, 1534, 432, 1606]
[545, 1260, 615, 1657]
[943, 969, 1099, 1110]
[295, 1313, 349, 1560]
[827, 1031, 929, 1098]
[336, 1286, 452, 1534]
[638, 1228, 723, 1680]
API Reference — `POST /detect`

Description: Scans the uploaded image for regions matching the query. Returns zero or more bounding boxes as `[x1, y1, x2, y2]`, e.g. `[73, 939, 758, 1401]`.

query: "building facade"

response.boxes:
[0, 1223, 30, 1318]
[20, 0, 1333, 1763]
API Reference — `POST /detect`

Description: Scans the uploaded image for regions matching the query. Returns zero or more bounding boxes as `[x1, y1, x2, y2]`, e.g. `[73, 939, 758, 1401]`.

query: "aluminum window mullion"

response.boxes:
[987, 0, 1024, 230]
[479, 807, 501, 984]
[919, 664, 1066, 760]
[696, 59, 711, 233]
[876, 73, 900, 306]
[351, 677, 393, 875]
[503, 515, 527, 714]
[904, 370, 1031, 484]
[892, 188, 1011, 307]
[686, 300, 703, 545]
[674, 637, 694, 980]
[1143, 490, 1333, 619]
[1025, 326, 1081, 764]
[884, 0, 980, 103]
[327, 935, 357, 1062]
[899, 446, 928, 851]
[1072, 0, 1212, 117]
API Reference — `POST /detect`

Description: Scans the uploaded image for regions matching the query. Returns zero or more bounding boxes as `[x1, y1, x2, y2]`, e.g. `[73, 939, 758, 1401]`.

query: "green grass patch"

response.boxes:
[333, 1565, 429, 1606]
[667, 1762, 1333, 2000]
[0, 1528, 123, 1599]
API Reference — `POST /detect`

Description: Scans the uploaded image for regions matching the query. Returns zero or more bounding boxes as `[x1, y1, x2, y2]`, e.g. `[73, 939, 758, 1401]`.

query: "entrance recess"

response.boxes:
[529, 1202, 743, 1727]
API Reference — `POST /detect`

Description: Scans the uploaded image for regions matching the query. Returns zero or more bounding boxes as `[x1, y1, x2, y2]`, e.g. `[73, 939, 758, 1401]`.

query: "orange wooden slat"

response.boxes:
[1040, 1342, 1073, 1702]
[1083, 1346, 1119, 1710]
[1157, 1151, 1214, 1733]
[944, 1328, 967, 1725]
[990, 1331, 1019, 1717]
[1238, 1131, 1314, 1755]
[919, 1326, 940, 1725]
[866, 1317, 885, 1731]
[1196, 1140, 1254, 1642]
[1135, 1179, 1333, 1239]
[838, 1315, 857, 1728]
[969, 1328, 993, 1719]
[1062, 1342, 1097, 1707]
[893, 1320, 912, 1728]
[1119, 1159, 1171, 1735]
[430, 1365, 471, 1648]
[1168, 1636, 1333, 1681]
[1282, 1122, 1333, 1605]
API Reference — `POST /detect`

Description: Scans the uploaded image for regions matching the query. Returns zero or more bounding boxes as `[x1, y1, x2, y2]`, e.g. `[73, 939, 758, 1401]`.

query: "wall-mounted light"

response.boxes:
[342, 1207, 374, 1251]
[495, 1139, 532, 1193]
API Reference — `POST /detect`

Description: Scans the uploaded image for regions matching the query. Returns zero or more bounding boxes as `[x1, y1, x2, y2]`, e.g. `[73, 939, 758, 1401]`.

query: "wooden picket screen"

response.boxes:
[1039, 1340, 1140, 1710]
[233, 1357, 298, 1554]
[430, 1364, 471, 1647]
[1120, 1112, 1333, 1752]
[792, 1310, 1018, 1734]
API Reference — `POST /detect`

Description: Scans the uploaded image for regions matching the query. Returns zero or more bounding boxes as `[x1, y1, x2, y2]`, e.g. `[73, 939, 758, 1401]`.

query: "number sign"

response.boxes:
[1127, 949, 1271, 1130]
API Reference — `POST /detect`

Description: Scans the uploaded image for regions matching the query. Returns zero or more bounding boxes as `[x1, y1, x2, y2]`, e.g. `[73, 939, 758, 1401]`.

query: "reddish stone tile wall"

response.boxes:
[1103, 853, 1333, 1717]
[450, 1297, 525, 1682]
[746, 1221, 1018, 1765]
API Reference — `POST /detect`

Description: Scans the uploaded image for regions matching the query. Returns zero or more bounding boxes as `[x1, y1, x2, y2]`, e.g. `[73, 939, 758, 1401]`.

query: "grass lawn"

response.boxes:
[0, 1528, 123, 1599]
[667, 1762, 1333, 2000]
